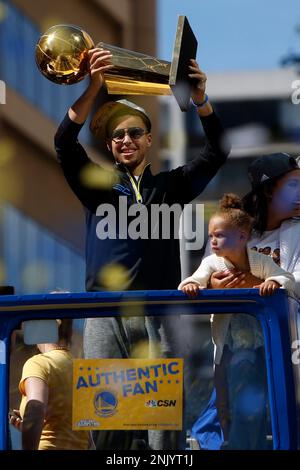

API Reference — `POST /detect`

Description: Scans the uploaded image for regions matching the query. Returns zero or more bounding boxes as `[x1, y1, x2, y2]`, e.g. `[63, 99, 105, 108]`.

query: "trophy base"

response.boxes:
[169, 16, 198, 112]
[101, 16, 198, 111]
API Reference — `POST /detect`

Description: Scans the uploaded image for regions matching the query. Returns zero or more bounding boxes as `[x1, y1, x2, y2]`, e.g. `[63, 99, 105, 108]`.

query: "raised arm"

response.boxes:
[189, 59, 213, 118]
[54, 48, 115, 211]
[169, 60, 231, 204]
[68, 48, 113, 124]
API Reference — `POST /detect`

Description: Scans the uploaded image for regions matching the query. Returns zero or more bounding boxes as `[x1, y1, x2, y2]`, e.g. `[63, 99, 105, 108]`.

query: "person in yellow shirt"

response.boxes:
[10, 319, 89, 450]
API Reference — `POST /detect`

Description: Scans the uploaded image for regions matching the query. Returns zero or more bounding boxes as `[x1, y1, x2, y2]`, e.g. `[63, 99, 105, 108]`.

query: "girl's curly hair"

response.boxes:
[212, 193, 253, 233]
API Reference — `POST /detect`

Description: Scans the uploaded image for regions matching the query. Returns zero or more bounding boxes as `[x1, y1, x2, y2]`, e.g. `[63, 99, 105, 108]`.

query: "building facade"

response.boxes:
[0, 0, 159, 293]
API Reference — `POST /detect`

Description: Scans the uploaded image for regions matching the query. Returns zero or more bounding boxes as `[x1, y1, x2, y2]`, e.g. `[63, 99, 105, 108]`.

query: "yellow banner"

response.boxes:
[72, 358, 183, 430]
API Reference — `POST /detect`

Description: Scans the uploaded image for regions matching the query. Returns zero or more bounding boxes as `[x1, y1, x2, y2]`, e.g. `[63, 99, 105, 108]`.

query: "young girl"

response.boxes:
[179, 192, 295, 297]
[210, 153, 300, 296]
[178, 193, 295, 448]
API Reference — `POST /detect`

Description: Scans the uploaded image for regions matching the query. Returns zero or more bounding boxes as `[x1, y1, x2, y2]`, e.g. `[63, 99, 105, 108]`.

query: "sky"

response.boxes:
[157, 0, 300, 72]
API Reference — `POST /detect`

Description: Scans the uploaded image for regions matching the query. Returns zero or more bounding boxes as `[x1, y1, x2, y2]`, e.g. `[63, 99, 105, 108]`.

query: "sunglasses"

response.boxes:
[110, 127, 148, 143]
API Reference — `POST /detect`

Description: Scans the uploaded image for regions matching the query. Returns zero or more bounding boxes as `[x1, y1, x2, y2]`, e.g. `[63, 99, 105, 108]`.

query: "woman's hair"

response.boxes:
[242, 178, 279, 234]
[49, 290, 73, 347]
[58, 319, 73, 346]
[212, 193, 253, 233]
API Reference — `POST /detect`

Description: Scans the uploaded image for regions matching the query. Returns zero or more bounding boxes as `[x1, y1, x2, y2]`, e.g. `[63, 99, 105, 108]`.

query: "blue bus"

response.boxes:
[0, 288, 298, 450]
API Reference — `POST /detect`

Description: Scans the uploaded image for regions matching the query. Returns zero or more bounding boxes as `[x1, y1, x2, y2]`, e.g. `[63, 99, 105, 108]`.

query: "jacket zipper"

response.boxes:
[126, 164, 149, 203]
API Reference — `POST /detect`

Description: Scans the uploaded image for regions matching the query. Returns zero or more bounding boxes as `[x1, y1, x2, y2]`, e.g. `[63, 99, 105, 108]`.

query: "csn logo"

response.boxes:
[145, 399, 176, 408]
[291, 340, 300, 365]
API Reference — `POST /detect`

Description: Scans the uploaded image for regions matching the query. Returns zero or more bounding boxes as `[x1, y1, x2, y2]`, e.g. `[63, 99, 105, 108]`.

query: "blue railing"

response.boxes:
[0, 289, 297, 450]
[0, 0, 91, 143]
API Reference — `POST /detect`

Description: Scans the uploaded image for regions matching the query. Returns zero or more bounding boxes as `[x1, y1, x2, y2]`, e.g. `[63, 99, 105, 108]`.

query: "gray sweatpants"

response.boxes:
[83, 315, 186, 450]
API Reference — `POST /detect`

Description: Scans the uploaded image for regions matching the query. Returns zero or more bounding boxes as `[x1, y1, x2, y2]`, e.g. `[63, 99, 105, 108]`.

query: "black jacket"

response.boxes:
[55, 111, 229, 291]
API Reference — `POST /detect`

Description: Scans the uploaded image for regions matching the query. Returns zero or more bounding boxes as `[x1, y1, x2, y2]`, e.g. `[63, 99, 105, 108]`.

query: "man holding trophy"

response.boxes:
[54, 35, 230, 450]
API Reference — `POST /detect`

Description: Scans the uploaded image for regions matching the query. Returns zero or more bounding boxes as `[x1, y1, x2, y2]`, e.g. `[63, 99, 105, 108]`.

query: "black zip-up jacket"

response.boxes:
[55, 111, 230, 291]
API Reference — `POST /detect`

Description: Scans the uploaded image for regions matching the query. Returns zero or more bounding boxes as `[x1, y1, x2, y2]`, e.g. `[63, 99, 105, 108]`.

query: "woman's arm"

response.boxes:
[209, 269, 263, 289]
[22, 377, 48, 450]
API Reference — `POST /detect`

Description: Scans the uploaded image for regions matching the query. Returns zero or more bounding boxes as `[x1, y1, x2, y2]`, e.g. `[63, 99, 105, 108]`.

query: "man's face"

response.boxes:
[107, 115, 152, 174]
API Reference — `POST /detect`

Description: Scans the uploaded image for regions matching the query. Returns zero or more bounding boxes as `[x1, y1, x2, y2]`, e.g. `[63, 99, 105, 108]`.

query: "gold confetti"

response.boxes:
[130, 340, 149, 358]
[0, 2, 7, 22]
[41, 16, 64, 33]
[21, 262, 51, 292]
[98, 263, 130, 290]
[0, 138, 16, 166]
[80, 163, 119, 190]
[0, 260, 6, 284]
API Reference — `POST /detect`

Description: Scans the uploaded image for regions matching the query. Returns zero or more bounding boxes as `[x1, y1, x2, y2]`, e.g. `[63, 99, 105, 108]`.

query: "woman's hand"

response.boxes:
[9, 409, 22, 431]
[210, 270, 245, 289]
[210, 270, 263, 289]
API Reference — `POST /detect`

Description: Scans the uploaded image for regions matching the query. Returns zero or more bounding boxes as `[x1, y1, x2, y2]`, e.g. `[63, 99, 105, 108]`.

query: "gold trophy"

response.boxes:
[35, 16, 197, 111]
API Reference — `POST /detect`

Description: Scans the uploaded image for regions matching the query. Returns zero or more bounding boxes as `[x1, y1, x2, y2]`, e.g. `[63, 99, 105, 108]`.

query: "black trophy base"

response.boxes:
[169, 16, 198, 112]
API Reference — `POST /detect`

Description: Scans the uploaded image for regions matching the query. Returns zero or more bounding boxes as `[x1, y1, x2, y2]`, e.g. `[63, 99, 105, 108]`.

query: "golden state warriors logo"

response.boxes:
[94, 389, 118, 417]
